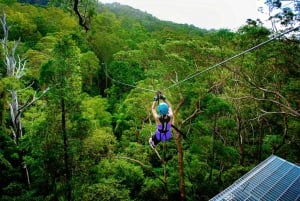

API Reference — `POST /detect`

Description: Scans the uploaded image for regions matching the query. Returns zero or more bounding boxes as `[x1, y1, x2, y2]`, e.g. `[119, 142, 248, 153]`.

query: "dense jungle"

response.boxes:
[0, 0, 299, 200]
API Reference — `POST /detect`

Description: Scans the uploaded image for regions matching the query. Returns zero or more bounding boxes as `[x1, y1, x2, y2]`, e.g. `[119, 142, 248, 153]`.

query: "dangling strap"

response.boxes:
[171, 124, 187, 139]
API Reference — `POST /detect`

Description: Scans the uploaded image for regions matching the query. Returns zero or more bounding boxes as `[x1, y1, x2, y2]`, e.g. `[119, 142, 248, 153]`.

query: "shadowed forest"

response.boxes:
[0, 0, 299, 200]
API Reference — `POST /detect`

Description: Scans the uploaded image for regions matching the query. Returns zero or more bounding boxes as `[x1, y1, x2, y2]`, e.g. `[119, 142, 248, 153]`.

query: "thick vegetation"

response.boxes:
[0, 1, 299, 201]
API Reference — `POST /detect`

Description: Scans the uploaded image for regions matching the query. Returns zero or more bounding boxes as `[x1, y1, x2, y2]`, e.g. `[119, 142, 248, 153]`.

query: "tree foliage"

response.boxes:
[0, 2, 299, 201]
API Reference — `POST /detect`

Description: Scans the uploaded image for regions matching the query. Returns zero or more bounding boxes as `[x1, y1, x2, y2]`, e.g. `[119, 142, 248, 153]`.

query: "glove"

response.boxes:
[159, 95, 166, 100]
[153, 96, 159, 101]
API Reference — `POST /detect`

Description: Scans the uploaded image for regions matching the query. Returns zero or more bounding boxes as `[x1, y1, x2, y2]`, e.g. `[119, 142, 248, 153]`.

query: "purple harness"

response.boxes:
[155, 115, 172, 142]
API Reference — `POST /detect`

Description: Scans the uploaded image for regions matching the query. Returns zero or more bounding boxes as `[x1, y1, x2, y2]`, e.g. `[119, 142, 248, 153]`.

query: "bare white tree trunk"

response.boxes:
[0, 11, 31, 188]
[1, 11, 47, 189]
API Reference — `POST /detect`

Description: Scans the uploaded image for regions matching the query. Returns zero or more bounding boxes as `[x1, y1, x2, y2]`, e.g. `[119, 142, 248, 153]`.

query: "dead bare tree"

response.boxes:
[0, 11, 48, 189]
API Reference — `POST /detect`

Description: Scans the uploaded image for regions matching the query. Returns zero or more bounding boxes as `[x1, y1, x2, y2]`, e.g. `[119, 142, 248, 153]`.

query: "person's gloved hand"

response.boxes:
[159, 95, 166, 100]
[153, 96, 159, 101]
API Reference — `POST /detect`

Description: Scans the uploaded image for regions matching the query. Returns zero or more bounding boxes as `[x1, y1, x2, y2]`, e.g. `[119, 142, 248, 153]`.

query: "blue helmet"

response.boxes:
[158, 103, 169, 115]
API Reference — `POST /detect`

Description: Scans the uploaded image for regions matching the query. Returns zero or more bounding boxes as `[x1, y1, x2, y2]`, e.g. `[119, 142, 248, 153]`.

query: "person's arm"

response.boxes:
[152, 100, 159, 119]
[164, 99, 173, 116]
[163, 99, 174, 124]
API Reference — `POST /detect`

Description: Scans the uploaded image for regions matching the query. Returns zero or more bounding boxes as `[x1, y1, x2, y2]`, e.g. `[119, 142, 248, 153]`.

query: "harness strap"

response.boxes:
[158, 115, 170, 134]
[171, 124, 187, 139]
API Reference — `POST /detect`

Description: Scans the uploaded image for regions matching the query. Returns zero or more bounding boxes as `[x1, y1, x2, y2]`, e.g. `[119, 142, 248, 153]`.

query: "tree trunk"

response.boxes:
[0, 86, 5, 127]
[272, 114, 288, 154]
[61, 98, 71, 201]
[162, 144, 169, 200]
[173, 95, 186, 201]
[236, 111, 245, 165]
[174, 130, 186, 201]
[210, 115, 217, 183]
[1, 12, 31, 188]
[257, 119, 264, 162]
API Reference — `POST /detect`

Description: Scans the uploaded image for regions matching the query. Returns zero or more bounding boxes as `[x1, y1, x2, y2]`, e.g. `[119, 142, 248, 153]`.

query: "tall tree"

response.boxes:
[39, 35, 83, 201]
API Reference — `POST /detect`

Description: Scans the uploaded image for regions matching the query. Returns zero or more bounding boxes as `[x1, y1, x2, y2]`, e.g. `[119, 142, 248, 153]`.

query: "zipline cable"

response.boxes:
[103, 26, 299, 93]
[164, 25, 300, 91]
[103, 62, 157, 93]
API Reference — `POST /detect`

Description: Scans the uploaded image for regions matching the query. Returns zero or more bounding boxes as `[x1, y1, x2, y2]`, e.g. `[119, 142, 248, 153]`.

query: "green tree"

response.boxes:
[263, 0, 300, 29]
[39, 35, 83, 201]
[80, 51, 99, 95]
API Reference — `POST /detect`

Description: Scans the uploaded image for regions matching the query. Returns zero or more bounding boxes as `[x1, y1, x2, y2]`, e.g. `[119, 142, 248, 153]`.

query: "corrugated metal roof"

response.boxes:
[210, 155, 300, 201]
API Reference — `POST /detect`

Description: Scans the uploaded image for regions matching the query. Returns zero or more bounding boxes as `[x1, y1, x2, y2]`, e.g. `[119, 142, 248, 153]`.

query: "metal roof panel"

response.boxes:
[210, 155, 300, 201]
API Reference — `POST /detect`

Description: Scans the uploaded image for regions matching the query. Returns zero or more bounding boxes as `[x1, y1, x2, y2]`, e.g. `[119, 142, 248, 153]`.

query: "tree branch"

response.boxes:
[181, 103, 201, 125]
[229, 96, 300, 118]
[73, 0, 90, 32]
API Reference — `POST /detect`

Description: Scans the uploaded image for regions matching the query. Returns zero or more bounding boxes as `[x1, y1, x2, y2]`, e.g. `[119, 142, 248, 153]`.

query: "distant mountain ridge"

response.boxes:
[103, 2, 208, 34]
[17, 0, 209, 34]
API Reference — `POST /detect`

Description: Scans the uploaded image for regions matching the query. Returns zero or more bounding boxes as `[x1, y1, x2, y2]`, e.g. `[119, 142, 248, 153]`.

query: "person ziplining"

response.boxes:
[149, 91, 174, 149]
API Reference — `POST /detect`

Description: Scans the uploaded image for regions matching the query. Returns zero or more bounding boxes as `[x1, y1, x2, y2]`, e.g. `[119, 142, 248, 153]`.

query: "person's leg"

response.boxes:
[152, 134, 160, 145]
[149, 133, 160, 149]
[164, 131, 172, 141]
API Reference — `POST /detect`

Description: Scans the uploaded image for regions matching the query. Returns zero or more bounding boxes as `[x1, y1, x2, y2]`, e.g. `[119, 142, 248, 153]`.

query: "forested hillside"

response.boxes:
[0, 1, 299, 201]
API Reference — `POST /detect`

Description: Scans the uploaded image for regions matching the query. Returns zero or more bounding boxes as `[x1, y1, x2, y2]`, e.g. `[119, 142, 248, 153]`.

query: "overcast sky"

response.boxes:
[100, 0, 262, 30]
